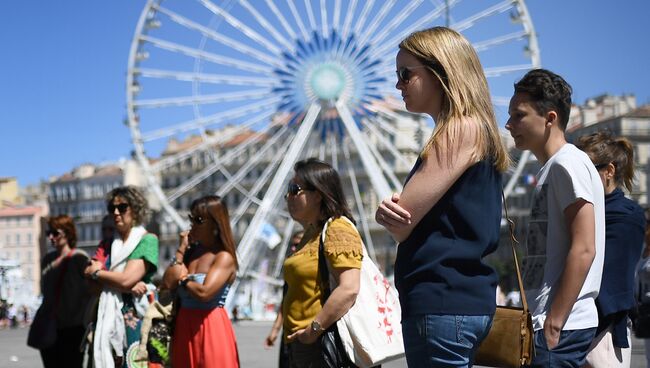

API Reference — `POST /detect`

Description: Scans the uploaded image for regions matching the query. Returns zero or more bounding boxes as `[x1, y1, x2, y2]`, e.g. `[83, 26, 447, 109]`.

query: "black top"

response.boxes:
[394, 158, 502, 316]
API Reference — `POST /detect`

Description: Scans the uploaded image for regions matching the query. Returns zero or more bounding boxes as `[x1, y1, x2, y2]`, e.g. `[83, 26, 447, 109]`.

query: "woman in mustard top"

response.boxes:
[282, 158, 363, 367]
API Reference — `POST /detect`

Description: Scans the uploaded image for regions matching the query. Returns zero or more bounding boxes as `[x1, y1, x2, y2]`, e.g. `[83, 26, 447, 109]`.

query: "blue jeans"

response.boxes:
[402, 314, 493, 367]
[528, 328, 597, 368]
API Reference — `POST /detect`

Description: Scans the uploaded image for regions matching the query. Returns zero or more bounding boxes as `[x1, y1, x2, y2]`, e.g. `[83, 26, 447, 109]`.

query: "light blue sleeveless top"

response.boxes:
[178, 273, 230, 310]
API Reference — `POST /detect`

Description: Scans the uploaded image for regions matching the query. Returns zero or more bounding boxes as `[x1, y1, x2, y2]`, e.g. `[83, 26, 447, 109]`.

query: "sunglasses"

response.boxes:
[286, 183, 311, 196]
[188, 214, 205, 226]
[594, 163, 610, 170]
[46, 229, 63, 238]
[396, 65, 430, 84]
[107, 203, 130, 214]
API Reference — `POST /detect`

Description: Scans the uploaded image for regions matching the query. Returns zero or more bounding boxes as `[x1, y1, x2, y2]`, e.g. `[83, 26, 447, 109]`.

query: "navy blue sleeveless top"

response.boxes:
[394, 158, 502, 316]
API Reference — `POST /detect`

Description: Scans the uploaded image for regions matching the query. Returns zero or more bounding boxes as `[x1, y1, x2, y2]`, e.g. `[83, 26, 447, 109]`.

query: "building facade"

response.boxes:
[0, 205, 46, 303]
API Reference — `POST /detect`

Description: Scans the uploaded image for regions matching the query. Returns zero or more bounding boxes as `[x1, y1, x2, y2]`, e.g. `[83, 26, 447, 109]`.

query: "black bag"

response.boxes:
[320, 324, 355, 368]
[27, 307, 57, 349]
[633, 303, 650, 338]
[317, 229, 356, 368]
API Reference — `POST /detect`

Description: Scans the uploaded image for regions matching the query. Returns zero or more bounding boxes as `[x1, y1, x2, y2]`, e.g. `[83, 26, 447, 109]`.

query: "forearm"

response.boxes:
[547, 244, 595, 330]
[95, 270, 139, 292]
[314, 284, 358, 329]
[183, 279, 227, 303]
[272, 309, 283, 330]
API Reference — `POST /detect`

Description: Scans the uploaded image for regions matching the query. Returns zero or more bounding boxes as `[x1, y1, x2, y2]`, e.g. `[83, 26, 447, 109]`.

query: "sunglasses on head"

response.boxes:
[188, 214, 205, 226]
[107, 203, 130, 214]
[46, 229, 63, 238]
[286, 183, 311, 196]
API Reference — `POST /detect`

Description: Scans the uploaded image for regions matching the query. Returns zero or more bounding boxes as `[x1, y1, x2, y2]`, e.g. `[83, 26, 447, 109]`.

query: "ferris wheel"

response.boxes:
[126, 0, 540, 303]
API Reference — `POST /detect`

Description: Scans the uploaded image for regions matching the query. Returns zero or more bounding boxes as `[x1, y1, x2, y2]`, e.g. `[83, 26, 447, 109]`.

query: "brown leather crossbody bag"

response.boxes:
[475, 192, 535, 367]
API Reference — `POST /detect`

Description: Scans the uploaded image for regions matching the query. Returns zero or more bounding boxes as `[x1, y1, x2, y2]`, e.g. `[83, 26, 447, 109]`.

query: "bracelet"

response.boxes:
[91, 269, 101, 281]
[176, 249, 185, 255]
[169, 258, 183, 267]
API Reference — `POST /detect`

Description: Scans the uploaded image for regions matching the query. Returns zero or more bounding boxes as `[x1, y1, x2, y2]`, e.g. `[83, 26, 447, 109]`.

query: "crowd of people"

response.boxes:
[19, 25, 650, 368]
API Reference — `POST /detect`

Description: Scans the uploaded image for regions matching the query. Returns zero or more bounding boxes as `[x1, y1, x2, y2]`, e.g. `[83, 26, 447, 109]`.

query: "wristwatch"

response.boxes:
[91, 269, 101, 281]
[179, 277, 190, 288]
[310, 320, 324, 334]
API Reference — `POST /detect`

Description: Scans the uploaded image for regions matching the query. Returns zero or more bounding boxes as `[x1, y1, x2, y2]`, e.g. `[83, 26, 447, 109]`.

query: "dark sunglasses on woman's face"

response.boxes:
[107, 203, 130, 214]
[46, 229, 63, 238]
[396, 65, 430, 84]
[286, 183, 310, 196]
[188, 214, 205, 226]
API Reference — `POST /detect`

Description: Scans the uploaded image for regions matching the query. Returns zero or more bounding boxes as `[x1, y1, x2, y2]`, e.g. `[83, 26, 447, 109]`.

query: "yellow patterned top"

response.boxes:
[282, 217, 363, 340]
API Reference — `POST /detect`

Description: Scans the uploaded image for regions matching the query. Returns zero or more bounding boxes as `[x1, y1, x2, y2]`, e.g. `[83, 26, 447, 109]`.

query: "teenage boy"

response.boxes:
[506, 69, 605, 367]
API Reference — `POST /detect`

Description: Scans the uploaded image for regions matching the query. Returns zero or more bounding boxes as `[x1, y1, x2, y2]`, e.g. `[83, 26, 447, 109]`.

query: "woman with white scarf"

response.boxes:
[85, 186, 159, 368]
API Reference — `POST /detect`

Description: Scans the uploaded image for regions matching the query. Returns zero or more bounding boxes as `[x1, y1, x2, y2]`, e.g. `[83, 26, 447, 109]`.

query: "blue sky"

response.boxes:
[1, 1, 649, 186]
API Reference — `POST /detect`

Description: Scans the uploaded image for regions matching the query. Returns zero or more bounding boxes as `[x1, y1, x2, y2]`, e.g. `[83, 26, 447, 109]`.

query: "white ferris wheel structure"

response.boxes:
[126, 0, 540, 308]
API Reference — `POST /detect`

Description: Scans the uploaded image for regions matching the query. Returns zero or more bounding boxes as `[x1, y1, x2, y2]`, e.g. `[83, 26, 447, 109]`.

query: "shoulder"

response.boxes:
[548, 146, 597, 186]
[551, 145, 590, 171]
[140, 233, 159, 245]
[212, 251, 236, 269]
[324, 217, 362, 253]
[325, 217, 361, 242]
[71, 249, 89, 264]
[612, 195, 645, 222]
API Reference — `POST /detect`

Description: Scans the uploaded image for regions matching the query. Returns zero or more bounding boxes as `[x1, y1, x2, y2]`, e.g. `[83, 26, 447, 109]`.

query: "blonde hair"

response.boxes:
[399, 27, 510, 172]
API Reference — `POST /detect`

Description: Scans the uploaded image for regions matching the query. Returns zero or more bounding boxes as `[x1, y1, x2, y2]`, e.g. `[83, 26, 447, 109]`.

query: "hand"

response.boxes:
[84, 260, 103, 278]
[178, 231, 190, 254]
[264, 328, 279, 348]
[376, 193, 411, 229]
[131, 281, 148, 298]
[543, 316, 561, 350]
[287, 328, 319, 345]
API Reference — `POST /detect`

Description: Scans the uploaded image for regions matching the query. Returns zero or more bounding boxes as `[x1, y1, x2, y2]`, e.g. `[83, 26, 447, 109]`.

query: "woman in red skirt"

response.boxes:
[163, 195, 240, 367]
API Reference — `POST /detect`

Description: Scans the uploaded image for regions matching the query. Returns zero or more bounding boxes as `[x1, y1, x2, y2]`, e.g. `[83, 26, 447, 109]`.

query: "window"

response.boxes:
[27, 251, 32, 262]
[27, 234, 32, 244]
[16, 234, 20, 245]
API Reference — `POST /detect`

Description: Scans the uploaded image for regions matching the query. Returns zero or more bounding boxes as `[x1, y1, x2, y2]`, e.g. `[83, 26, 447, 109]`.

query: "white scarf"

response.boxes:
[93, 226, 147, 368]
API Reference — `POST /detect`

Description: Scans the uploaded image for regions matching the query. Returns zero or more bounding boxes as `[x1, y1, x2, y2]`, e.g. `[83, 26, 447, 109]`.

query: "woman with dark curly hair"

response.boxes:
[85, 186, 159, 368]
[30, 215, 90, 367]
[162, 195, 240, 367]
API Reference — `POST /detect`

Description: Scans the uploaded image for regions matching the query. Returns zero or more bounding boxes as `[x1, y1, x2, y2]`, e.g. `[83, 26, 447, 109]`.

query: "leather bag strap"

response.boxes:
[318, 221, 333, 304]
[502, 191, 529, 312]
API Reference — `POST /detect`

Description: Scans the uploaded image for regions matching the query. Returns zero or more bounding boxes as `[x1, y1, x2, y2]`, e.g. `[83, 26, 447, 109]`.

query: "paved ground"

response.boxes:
[1, 322, 648, 367]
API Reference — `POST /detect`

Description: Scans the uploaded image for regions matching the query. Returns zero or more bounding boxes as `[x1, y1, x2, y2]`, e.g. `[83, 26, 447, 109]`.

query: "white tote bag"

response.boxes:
[321, 217, 405, 367]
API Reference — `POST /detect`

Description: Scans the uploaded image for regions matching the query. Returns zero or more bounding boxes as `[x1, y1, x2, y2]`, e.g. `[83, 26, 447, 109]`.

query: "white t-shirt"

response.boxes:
[522, 143, 605, 331]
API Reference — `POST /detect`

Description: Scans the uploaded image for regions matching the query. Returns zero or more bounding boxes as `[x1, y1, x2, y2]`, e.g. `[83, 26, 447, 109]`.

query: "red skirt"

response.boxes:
[172, 307, 240, 368]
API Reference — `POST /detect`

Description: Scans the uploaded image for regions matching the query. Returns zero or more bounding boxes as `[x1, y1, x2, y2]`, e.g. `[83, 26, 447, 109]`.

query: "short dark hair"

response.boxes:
[514, 69, 573, 130]
[106, 186, 149, 226]
[47, 215, 77, 248]
[293, 158, 355, 226]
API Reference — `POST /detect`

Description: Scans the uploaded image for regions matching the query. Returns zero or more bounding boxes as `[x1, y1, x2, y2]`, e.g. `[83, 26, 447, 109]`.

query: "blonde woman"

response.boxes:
[375, 27, 510, 366]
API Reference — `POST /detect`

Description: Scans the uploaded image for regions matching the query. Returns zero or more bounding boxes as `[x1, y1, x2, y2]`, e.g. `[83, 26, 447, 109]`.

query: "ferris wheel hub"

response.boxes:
[308, 63, 346, 100]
